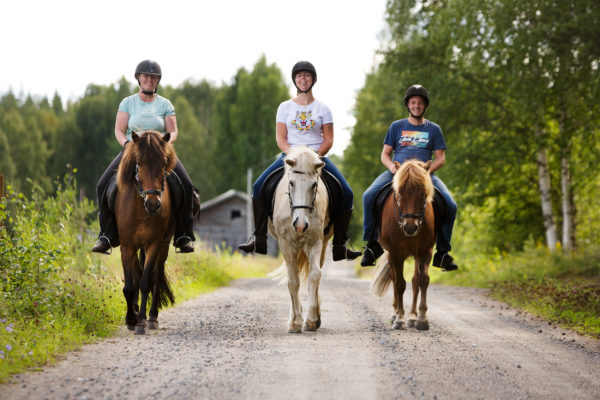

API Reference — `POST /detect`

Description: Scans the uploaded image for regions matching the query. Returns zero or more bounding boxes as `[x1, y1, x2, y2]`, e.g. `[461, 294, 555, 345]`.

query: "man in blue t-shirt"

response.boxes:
[360, 85, 459, 271]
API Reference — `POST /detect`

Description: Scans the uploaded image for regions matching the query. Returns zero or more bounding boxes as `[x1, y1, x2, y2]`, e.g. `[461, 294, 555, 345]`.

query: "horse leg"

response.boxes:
[390, 254, 406, 330]
[408, 262, 420, 328]
[304, 241, 323, 331]
[148, 246, 170, 330]
[414, 255, 431, 330]
[135, 250, 156, 335]
[133, 249, 145, 314]
[120, 247, 139, 330]
[282, 247, 303, 333]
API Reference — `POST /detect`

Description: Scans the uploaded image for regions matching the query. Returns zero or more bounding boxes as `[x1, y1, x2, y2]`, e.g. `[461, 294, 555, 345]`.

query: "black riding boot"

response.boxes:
[238, 198, 268, 254]
[174, 197, 195, 254]
[360, 240, 384, 267]
[332, 209, 362, 261]
[92, 208, 119, 254]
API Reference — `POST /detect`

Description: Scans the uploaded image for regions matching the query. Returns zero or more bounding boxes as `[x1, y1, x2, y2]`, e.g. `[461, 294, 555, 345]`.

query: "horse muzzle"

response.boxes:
[402, 223, 419, 236]
[293, 216, 309, 233]
[144, 197, 162, 215]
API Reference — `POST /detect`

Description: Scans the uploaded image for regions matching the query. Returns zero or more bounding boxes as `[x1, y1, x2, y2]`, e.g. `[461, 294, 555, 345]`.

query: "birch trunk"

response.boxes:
[561, 156, 575, 251]
[536, 145, 558, 251]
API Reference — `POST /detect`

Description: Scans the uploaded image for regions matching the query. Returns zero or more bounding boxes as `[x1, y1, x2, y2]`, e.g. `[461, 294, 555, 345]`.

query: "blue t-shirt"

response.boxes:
[383, 119, 446, 163]
[118, 94, 175, 140]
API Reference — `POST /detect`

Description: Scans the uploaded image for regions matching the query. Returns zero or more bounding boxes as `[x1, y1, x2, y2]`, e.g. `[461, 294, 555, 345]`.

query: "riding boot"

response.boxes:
[174, 200, 195, 253]
[238, 198, 268, 254]
[432, 251, 459, 272]
[360, 240, 384, 267]
[332, 209, 362, 261]
[92, 208, 119, 254]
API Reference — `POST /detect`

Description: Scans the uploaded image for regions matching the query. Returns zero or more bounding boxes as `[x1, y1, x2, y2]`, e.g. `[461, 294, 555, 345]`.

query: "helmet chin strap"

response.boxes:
[138, 79, 158, 95]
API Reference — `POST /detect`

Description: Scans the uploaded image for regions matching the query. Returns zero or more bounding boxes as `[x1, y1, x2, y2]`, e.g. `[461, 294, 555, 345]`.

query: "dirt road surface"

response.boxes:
[3, 256, 600, 400]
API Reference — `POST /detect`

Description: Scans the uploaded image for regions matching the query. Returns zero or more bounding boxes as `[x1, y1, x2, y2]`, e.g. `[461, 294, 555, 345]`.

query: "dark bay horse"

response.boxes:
[115, 130, 177, 334]
[372, 159, 436, 330]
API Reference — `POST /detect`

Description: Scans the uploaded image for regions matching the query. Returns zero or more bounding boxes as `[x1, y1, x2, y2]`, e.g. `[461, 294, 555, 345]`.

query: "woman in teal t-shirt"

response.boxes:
[92, 60, 196, 254]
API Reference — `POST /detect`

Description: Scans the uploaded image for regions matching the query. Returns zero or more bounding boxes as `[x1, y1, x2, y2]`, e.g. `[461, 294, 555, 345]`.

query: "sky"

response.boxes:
[1, 0, 388, 155]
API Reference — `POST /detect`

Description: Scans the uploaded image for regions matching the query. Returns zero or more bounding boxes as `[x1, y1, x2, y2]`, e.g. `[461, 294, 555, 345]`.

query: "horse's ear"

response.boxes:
[163, 132, 171, 143]
[393, 161, 401, 170]
[285, 159, 296, 168]
[315, 161, 325, 170]
[424, 160, 432, 172]
[132, 132, 140, 143]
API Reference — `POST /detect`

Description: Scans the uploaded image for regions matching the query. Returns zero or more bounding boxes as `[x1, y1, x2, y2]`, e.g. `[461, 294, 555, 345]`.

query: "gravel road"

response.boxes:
[3, 257, 600, 400]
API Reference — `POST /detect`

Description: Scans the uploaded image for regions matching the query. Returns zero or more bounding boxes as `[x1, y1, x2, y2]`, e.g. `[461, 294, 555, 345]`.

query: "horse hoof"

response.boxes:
[390, 314, 396, 324]
[392, 320, 406, 330]
[407, 319, 416, 328]
[148, 320, 159, 330]
[416, 320, 429, 331]
[127, 324, 136, 331]
[134, 325, 146, 335]
[303, 319, 320, 331]
[288, 324, 302, 333]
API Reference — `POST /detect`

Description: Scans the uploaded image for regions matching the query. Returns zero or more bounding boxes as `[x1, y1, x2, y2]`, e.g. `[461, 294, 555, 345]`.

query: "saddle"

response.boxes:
[373, 182, 446, 232]
[259, 166, 343, 235]
[104, 172, 199, 218]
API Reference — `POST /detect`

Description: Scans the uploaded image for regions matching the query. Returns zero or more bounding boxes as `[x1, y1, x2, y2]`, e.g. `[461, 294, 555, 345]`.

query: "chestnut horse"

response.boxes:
[372, 159, 435, 330]
[268, 146, 332, 333]
[115, 131, 177, 334]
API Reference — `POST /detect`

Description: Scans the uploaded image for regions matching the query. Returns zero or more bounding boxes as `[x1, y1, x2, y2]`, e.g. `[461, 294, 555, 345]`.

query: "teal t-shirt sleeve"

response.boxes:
[118, 96, 131, 113]
[164, 98, 175, 116]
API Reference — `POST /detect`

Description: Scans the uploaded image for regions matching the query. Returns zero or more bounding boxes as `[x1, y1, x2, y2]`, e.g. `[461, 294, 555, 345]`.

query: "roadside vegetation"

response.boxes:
[0, 177, 277, 382]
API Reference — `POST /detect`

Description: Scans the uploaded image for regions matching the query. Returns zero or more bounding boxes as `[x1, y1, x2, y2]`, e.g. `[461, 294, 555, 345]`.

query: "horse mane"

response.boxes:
[117, 131, 177, 188]
[392, 159, 434, 202]
[284, 146, 323, 175]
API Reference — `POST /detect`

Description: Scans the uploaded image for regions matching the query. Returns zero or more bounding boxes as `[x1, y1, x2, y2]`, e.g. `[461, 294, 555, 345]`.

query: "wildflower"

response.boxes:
[28, 351, 33, 355]
[0, 319, 5, 323]
[5, 345, 11, 351]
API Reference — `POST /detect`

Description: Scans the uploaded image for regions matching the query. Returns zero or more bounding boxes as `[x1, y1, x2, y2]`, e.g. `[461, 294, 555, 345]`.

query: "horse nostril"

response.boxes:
[404, 224, 418, 235]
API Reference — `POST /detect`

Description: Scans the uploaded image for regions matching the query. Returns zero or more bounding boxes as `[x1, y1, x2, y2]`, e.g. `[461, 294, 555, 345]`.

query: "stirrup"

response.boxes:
[174, 236, 194, 253]
[92, 236, 112, 255]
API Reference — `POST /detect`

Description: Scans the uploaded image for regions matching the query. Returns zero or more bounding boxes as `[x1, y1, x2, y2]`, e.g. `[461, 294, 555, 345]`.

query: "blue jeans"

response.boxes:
[253, 154, 354, 211]
[362, 171, 457, 253]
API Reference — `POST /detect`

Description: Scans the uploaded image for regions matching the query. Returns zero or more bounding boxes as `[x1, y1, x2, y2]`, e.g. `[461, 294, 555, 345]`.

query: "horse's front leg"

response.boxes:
[282, 245, 303, 333]
[120, 246, 139, 330]
[412, 254, 431, 330]
[304, 240, 323, 331]
[148, 246, 169, 330]
[135, 248, 157, 335]
[389, 254, 406, 330]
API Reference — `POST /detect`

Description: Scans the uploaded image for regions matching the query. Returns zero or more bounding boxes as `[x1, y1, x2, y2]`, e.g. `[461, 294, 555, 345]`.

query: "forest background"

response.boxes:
[2, 0, 599, 255]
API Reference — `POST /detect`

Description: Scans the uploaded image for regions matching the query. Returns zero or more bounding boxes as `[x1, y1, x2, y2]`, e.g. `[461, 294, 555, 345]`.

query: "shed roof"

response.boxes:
[200, 189, 249, 211]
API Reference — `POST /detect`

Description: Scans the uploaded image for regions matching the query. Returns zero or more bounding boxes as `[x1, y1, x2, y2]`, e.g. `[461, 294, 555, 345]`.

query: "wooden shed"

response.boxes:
[193, 189, 278, 256]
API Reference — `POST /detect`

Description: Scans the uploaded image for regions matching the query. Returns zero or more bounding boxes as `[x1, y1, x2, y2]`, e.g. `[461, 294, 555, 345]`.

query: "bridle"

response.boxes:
[135, 163, 167, 200]
[393, 191, 428, 231]
[287, 170, 318, 213]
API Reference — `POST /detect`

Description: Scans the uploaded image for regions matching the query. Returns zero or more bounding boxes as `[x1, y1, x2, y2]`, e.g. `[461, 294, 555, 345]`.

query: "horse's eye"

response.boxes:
[312, 182, 318, 191]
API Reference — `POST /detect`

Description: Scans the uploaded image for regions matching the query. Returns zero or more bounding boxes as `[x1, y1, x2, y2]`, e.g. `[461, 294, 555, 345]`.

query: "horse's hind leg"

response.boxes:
[135, 251, 157, 335]
[390, 254, 406, 330]
[148, 247, 171, 330]
[304, 242, 323, 331]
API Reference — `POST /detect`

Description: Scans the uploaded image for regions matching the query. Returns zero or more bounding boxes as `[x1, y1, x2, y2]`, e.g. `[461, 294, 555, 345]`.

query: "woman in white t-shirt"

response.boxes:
[239, 61, 361, 261]
[92, 60, 196, 255]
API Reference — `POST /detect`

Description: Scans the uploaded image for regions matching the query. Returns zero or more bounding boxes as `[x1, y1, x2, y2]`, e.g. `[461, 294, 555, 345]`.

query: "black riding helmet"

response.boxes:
[135, 60, 162, 94]
[291, 61, 317, 94]
[404, 84, 430, 107]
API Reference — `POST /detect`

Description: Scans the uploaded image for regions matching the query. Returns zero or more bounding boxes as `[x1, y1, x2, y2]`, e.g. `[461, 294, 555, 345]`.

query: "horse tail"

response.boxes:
[372, 251, 393, 297]
[267, 252, 310, 284]
[154, 263, 175, 308]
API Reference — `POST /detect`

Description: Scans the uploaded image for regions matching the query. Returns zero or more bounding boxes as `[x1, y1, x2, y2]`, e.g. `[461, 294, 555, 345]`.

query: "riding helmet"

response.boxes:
[404, 84, 429, 106]
[135, 60, 162, 79]
[292, 61, 317, 93]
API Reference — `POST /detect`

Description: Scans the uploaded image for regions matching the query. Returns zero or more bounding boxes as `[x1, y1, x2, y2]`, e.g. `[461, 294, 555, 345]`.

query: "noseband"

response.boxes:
[287, 170, 318, 213]
[135, 163, 167, 200]
[393, 191, 428, 230]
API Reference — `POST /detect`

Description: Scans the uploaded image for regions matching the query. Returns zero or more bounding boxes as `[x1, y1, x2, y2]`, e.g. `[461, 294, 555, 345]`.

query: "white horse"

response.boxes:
[269, 146, 333, 333]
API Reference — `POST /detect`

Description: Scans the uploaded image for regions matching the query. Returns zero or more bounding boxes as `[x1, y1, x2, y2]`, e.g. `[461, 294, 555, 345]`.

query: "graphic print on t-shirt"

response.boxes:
[400, 130, 430, 148]
[292, 110, 316, 133]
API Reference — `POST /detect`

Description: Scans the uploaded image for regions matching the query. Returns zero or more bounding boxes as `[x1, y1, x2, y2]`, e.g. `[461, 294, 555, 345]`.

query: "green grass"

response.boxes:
[0, 177, 279, 382]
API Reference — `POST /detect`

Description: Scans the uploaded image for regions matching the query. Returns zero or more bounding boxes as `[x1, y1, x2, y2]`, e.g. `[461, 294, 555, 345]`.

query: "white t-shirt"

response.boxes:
[275, 99, 333, 151]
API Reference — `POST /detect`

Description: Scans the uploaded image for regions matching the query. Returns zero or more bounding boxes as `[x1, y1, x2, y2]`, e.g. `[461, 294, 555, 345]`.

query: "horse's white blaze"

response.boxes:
[269, 147, 331, 333]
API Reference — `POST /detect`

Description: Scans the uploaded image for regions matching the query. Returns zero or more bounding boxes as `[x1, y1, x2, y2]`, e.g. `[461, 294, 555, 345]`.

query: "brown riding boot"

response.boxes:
[332, 209, 362, 261]
[238, 198, 268, 255]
